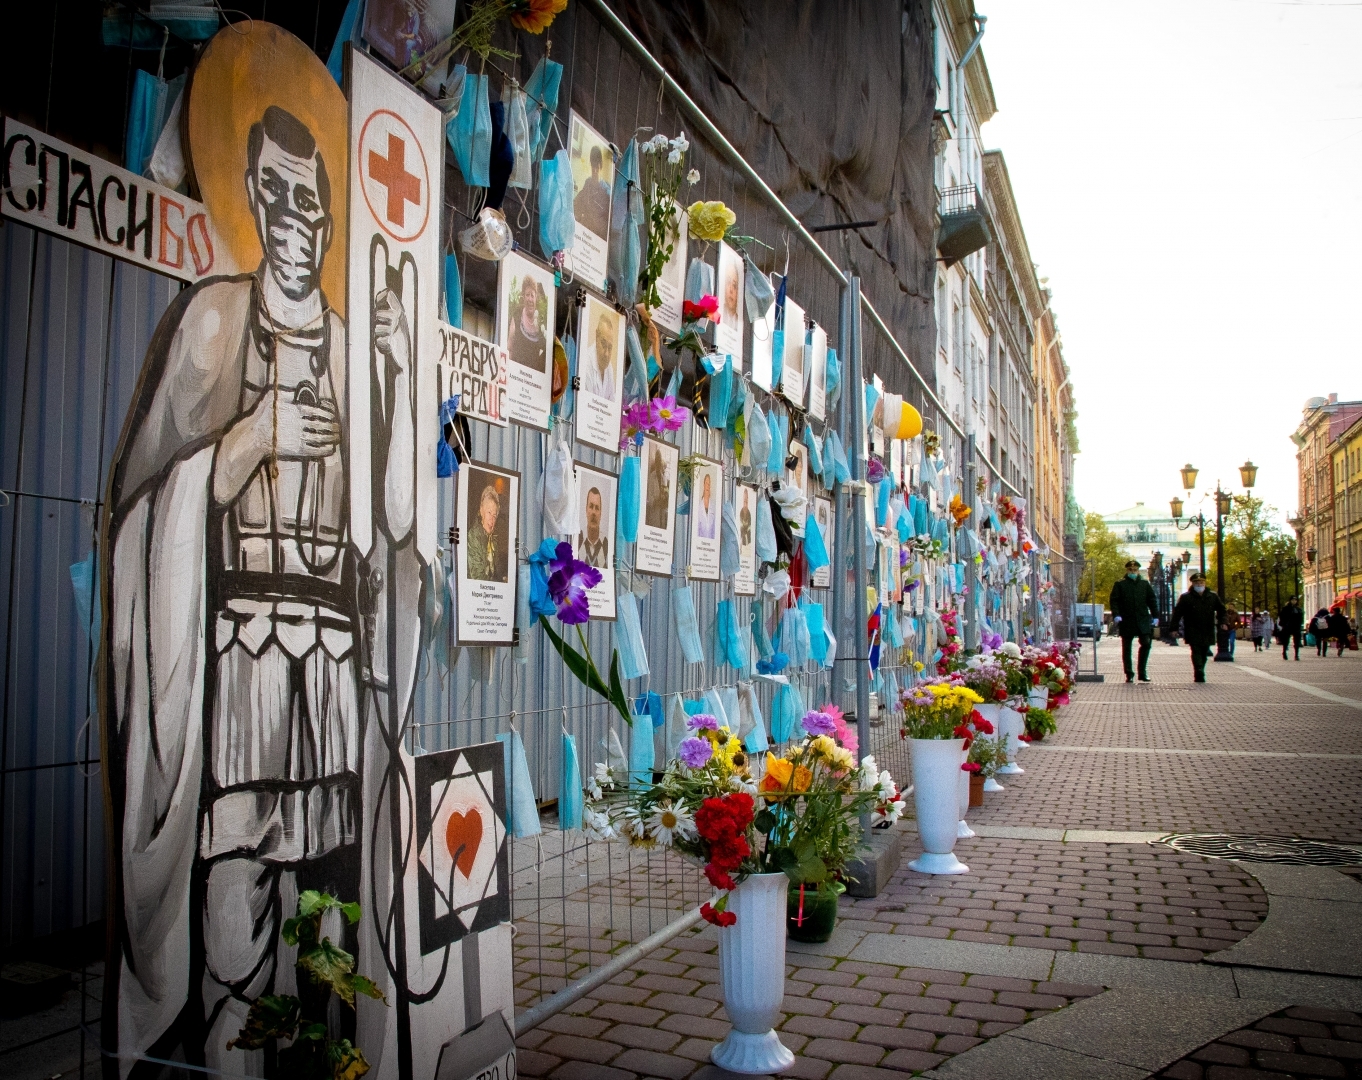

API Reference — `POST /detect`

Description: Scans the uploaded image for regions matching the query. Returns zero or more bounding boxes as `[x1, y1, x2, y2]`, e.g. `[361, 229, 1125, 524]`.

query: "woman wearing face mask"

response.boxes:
[1172, 571, 1227, 683]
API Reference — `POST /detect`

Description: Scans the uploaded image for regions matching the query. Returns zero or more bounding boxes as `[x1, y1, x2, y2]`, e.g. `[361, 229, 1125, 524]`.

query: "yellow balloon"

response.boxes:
[897, 403, 923, 440]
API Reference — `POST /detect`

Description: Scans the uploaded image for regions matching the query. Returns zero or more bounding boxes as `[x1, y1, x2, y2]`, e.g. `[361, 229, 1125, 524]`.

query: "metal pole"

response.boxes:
[831, 280, 851, 712]
[848, 276, 871, 785]
[1214, 485, 1231, 661]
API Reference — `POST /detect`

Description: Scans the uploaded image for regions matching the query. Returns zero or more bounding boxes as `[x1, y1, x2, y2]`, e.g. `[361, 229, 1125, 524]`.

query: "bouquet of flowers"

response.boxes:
[584, 707, 897, 926]
[899, 678, 985, 741]
[960, 655, 1008, 705]
[639, 133, 700, 312]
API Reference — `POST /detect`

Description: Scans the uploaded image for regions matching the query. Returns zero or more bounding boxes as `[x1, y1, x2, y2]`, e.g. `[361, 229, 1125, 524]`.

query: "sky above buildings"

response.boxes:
[980, 0, 1362, 530]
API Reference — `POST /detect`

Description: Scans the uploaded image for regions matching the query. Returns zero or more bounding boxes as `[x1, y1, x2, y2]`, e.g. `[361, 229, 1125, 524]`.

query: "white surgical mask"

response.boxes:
[1193, 585, 1206, 594]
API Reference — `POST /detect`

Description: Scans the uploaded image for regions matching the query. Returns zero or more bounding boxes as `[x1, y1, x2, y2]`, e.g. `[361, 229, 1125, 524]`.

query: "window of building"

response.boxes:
[952, 302, 962, 371]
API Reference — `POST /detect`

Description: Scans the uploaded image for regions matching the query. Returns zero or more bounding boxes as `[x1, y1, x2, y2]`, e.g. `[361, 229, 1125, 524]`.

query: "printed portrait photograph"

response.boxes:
[653, 199, 689, 332]
[575, 465, 617, 571]
[498, 251, 554, 375]
[694, 466, 720, 540]
[645, 440, 674, 530]
[781, 294, 806, 406]
[363, 0, 458, 80]
[714, 241, 744, 357]
[465, 467, 512, 583]
[569, 113, 614, 240]
[579, 297, 622, 402]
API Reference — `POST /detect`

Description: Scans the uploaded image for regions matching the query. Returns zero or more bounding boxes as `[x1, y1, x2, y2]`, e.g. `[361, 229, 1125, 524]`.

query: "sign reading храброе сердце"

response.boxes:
[2, 117, 234, 283]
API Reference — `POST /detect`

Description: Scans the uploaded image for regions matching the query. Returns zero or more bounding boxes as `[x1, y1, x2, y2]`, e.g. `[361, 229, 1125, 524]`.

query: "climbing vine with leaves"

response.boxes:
[228, 891, 386, 1080]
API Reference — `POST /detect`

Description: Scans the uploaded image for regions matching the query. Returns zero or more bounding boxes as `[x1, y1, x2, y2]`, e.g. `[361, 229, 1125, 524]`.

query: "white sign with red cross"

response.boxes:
[346, 46, 442, 565]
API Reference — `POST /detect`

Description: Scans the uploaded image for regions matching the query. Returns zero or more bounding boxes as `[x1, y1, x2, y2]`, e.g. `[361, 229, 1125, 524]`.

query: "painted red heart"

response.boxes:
[445, 808, 482, 878]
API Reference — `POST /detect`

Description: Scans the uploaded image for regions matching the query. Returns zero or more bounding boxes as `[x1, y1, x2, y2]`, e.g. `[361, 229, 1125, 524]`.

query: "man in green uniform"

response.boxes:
[1172, 571, 1227, 683]
[1110, 558, 1159, 683]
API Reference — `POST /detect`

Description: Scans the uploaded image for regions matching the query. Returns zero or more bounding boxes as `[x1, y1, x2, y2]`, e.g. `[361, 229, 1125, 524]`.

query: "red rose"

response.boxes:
[704, 864, 736, 891]
[701, 902, 736, 927]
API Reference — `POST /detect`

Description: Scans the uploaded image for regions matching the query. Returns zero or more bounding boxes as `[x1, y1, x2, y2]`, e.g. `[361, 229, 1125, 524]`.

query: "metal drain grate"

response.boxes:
[1159, 833, 1362, 866]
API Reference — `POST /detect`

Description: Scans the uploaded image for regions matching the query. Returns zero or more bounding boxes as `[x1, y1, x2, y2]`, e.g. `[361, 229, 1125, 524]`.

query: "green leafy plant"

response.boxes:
[967, 733, 1008, 779]
[229, 892, 385, 1080]
[1024, 707, 1057, 741]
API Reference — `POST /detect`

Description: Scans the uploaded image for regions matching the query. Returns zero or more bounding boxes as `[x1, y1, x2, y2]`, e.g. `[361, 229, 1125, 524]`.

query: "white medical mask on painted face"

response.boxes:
[1193, 585, 1206, 594]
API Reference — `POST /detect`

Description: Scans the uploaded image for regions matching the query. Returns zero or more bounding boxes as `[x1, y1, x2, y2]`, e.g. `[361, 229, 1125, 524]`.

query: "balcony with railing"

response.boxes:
[937, 183, 991, 267]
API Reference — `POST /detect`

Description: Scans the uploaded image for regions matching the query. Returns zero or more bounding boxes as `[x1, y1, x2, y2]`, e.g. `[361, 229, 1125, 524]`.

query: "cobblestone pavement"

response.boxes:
[1155, 1005, 1362, 1078]
[508, 645, 1361, 1077]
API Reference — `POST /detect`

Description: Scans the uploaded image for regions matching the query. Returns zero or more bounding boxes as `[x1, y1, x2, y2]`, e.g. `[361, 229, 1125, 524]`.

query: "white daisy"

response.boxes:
[647, 801, 696, 846]
[583, 807, 617, 842]
[686, 168, 700, 185]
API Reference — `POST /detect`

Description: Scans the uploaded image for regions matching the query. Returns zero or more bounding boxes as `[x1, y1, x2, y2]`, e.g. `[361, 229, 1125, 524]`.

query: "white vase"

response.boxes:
[908, 738, 969, 874]
[711, 873, 796, 1074]
[957, 746, 975, 838]
[983, 776, 1005, 792]
[997, 705, 1025, 775]
[1028, 687, 1050, 710]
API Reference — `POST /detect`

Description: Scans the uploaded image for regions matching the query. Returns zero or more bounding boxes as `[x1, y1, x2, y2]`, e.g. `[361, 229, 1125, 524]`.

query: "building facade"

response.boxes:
[1293, 395, 1362, 614]
[931, 0, 1077, 633]
[1331, 414, 1362, 620]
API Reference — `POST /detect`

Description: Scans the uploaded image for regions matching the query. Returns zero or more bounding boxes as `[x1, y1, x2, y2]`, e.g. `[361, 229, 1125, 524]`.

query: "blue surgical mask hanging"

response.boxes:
[618, 454, 641, 543]
[766, 411, 785, 474]
[628, 706, 654, 787]
[448, 69, 491, 187]
[803, 507, 829, 571]
[623, 325, 650, 405]
[538, 149, 575, 259]
[805, 601, 828, 666]
[685, 256, 715, 304]
[743, 253, 775, 324]
[495, 730, 542, 838]
[756, 497, 777, 564]
[443, 252, 462, 328]
[825, 347, 841, 410]
[747, 400, 771, 469]
[721, 501, 741, 577]
[672, 584, 706, 664]
[506, 82, 533, 190]
[608, 138, 644, 305]
[614, 586, 650, 679]
[525, 58, 563, 162]
[804, 425, 823, 476]
[741, 682, 769, 754]
[560, 730, 583, 830]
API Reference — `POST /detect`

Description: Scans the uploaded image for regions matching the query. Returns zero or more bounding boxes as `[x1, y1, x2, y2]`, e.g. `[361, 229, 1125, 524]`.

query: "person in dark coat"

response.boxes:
[1172, 571, 1227, 683]
[1327, 607, 1351, 657]
[1109, 558, 1159, 683]
[1277, 597, 1304, 661]
[1311, 608, 1332, 656]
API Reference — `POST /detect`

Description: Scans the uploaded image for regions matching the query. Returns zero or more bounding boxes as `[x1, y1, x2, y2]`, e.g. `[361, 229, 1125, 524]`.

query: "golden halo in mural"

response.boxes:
[187, 22, 348, 317]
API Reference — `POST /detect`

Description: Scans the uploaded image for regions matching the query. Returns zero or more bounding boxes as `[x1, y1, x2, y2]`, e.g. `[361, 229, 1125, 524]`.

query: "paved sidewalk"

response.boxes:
[511, 643, 1362, 1078]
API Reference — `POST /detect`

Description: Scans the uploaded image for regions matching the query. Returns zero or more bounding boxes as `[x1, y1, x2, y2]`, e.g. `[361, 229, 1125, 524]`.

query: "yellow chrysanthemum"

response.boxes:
[687, 200, 736, 242]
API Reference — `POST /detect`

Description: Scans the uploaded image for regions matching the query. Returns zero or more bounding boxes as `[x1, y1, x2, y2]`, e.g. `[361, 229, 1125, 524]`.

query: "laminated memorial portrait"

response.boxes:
[636, 435, 680, 576]
[780, 295, 806, 407]
[574, 293, 627, 451]
[574, 462, 618, 619]
[652, 199, 690, 333]
[749, 283, 777, 392]
[567, 110, 614, 291]
[497, 249, 556, 430]
[807, 322, 828, 422]
[99, 27, 511, 1080]
[735, 483, 758, 595]
[688, 457, 723, 582]
[714, 240, 745, 358]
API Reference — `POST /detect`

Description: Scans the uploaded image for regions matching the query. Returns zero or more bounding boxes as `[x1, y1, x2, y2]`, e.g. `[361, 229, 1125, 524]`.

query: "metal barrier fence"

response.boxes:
[0, 1, 1043, 1073]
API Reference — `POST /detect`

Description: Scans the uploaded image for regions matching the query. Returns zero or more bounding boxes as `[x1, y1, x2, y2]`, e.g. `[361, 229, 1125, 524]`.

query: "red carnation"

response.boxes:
[704, 864, 737, 890]
[701, 901, 736, 927]
[961, 761, 982, 773]
[995, 688, 1007, 701]
[973, 716, 994, 735]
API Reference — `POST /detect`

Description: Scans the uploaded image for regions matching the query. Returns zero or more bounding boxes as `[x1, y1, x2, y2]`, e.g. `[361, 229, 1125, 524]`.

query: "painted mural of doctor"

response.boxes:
[102, 101, 417, 1076]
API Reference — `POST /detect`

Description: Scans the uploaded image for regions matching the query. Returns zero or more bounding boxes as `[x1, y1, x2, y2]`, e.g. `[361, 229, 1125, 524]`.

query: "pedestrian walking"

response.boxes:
[1311, 608, 1332, 656]
[1327, 607, 1350, 657]
[1278, 597, 1303, 660]
[1172, 571, 1226, 683]
[1252, 610, 1271, 652]
[1109, 558, 1158, 683]
[1224, 606, 1239, 658]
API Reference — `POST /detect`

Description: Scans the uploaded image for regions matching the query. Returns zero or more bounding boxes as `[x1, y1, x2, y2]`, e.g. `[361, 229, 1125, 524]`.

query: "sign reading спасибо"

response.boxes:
[2, 117, 233, 283]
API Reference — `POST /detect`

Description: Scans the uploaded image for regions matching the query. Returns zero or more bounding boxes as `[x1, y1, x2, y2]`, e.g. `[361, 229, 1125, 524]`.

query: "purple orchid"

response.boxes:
[687, 713, 719, 731]
[801, 710, 837, 737]
[900, 548, 911, 568]
[547, 541, 602, 625]
[866, 458, 886, 484]
[678, 737, 713, 769]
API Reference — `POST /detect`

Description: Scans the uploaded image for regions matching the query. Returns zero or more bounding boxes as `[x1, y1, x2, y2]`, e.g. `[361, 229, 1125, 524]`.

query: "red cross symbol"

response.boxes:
[368, 132, 421, 228]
